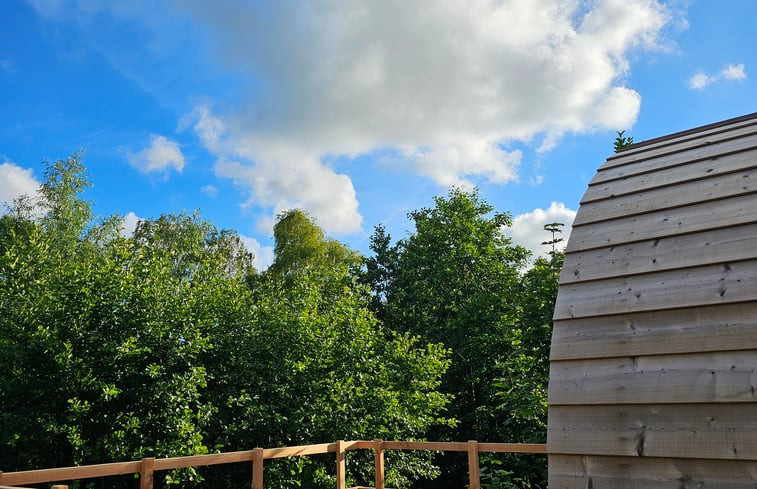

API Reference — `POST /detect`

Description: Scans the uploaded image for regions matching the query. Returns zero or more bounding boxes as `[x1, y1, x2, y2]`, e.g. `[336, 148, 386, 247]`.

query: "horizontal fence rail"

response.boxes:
[0, 440, 547, 489]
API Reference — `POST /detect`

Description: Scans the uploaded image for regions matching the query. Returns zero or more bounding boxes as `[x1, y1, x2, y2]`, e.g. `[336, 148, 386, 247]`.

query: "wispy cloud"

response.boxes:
[200, 184, 217, 199]
[689, 63, 747, 90]
[128, 134, 185, 176]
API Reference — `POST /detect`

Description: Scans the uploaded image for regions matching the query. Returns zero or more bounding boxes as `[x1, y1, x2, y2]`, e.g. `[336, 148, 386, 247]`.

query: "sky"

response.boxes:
[1, 0, 755, 270]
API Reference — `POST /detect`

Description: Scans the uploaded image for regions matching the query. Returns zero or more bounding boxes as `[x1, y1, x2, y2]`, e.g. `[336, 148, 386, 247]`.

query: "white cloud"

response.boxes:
[0, 162, 41, 211]
[200, 184, 218, 198]
[722, 63, 747, 81]
[174, 0, 670, 234]
[120, 211, 143, 237]
[189, 107, 364, 234]
[128, 134, 185, 175]
[41, 1, 676, 234]
[689, 63, 747, 90]
[239, 235, 274, 271]
[505, 202, 577, 258]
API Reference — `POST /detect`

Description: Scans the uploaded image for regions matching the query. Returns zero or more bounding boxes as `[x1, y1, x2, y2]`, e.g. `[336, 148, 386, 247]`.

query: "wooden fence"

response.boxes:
[0, 440, 546, 489]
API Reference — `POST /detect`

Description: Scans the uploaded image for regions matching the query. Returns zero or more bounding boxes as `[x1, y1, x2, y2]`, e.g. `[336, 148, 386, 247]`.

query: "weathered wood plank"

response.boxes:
[554, 259, 757, 320]
[565, 193, 757, 253]
[601, 115, 757, 168]
[548, 404, 757, 459]
[574, 168, 757, 226]
[593, 129, 757, 184]
[583, 147, 757, 204]
[548, 350, 757, 405]
[549, 454, 757, 489]
[550, 303, 757, 361]
[560, 223, 757, 284]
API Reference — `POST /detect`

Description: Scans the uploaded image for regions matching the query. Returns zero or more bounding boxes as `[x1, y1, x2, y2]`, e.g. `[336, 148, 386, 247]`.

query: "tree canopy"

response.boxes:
[1, 155, 560, 489]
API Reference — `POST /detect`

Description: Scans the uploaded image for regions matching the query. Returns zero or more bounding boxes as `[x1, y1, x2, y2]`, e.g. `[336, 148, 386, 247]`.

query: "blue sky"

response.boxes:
[1, 0, 755, 269]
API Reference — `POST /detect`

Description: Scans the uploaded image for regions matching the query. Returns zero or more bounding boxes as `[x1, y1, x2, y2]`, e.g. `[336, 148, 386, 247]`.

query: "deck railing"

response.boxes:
[0, 440, 546, 489]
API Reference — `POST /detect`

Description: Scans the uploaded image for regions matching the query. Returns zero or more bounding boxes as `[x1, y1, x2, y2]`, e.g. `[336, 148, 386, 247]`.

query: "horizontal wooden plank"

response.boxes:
[593, 129, 757, 184]
[154, 450, 254, 470]
[548, 404, 757, 459]
[574, 167, 757, 226]
[601, 116, 757, 168]
[549, 454, 757, 489]
[548, 350, 757, 405]
[477, 443, 547, 454]
[560, 223, 757, 284]
[381, 441, 469, 451]
[583, 147, 757, 204]
[565, 193, 757, 253]
[554, 259, 757, 320]
[0, 461, 141, 486]
[550, 303, 757, 361]
[344, 441, 546, 453]
[263, 442, 336, 459]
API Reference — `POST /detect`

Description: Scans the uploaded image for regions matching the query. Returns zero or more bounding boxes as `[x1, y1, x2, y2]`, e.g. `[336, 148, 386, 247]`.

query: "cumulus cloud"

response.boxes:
[722, 63, 747, 81]
[173, 0, 669, 233]
[38, 1, 675, 234]
[505, 202, 577, 258]
[128, 134, 185, 175]
[239, 235, 274, 271]
[188, 106, 363, 234]
[120, 211, 143, 237]
[689, 63, 747, 90]
[0, 161, 41, 211]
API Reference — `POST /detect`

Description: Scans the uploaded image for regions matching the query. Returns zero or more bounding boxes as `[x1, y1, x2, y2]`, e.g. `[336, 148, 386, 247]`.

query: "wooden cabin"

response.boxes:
[548, 113, 757, 488]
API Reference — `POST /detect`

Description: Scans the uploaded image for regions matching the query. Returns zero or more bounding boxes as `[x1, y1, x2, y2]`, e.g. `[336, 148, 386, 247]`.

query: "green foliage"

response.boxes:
[361, 189, 561, 488]
[268, 209, 361, 279]
[613, 130, 634, 152]
[0, 154, 453, 489]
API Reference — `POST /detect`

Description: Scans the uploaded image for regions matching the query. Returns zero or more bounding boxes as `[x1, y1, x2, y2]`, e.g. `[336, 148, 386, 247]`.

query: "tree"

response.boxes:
[540, 222, 564, 258]
[1, 161, 454, 489]
[201, 211, 453, 488]
[613, 130, 634, 152]
[267, 209, 361, 279]
[375, 188, 530, 447]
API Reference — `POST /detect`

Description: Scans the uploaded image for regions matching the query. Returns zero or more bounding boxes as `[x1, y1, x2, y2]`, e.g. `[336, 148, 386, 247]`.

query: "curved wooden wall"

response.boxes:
[548, 113, 757, 488]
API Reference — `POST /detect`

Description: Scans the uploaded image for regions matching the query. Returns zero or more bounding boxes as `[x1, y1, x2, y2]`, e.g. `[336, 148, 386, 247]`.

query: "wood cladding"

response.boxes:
[548, 113, 757, 487]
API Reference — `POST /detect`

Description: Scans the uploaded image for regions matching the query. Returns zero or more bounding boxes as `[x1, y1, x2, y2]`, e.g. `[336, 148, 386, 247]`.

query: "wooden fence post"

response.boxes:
[140, 457, 155, 489]
[373, 439, 385, 489]
[467, 440, 480, 489]
[252, 447, 264, 489]
[335, 440, 346, 489]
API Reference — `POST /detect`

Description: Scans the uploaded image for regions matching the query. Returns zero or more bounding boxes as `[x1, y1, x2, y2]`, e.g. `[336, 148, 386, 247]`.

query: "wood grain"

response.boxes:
[548, 403, 757, 459]
[566, 193, 757, 253]
[554, 259, 757, 320]
[560, 223, 757, 284]
[549, 454, 757, 489]
[548, 350, 757, 405]
[583, 147, 757, 204]
[550, 303, 757, 361]
[593, 129, 757, 183]
[574, 168, 757, 226]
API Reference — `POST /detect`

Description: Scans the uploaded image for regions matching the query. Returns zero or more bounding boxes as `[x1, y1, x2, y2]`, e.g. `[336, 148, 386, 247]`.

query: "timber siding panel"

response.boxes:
[548, 113, 757, 488]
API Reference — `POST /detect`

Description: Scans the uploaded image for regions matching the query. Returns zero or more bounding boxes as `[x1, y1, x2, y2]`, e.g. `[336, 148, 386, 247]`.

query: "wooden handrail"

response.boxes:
[0, 440, 547, 488]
